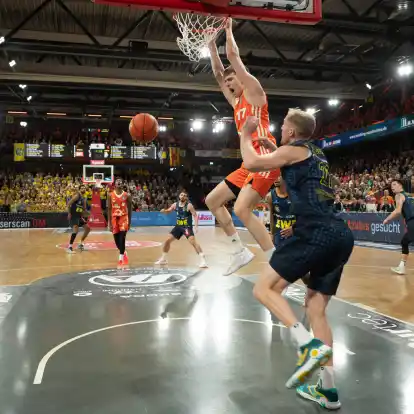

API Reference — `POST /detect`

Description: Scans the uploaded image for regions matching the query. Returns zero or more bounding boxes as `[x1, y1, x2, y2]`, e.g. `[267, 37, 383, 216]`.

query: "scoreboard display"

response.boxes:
[22, 144, 157, 160]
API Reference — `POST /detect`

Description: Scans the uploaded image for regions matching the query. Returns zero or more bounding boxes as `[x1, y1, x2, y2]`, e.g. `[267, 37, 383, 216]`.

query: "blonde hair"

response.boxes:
[286, 108, 316, 138]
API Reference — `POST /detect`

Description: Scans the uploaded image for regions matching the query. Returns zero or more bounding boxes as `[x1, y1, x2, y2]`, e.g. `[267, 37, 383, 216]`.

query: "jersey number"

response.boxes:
[318, 161, 333, 190]
[236, 107, 247, 121]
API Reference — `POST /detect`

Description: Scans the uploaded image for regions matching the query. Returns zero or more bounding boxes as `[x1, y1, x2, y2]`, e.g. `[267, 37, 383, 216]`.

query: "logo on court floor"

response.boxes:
[56, 240, 161, 250]
[72, 267, 198, 300]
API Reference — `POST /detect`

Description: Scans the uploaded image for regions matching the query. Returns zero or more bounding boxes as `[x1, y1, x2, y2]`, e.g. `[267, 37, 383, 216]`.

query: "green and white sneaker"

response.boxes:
[285, 338, 332, 389]
[297, 380, 341, 410]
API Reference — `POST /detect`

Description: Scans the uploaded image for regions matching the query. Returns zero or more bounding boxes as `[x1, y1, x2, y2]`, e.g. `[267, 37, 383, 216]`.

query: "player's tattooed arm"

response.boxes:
[240, 116, 307, 171]
[188, 203, 198, 232]
[208, 40, 235, 107]
[383, 193, 404, 224]
[161, 202, 176, 214]
[225, 18, 265, 102]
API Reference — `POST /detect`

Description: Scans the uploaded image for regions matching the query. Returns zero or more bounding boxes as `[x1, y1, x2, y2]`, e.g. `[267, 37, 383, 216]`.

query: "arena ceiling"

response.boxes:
[0, 0, 413, 121]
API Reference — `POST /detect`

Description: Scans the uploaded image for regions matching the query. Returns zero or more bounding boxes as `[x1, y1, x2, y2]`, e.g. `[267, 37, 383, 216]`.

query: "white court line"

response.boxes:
[33, 318, 286, 385]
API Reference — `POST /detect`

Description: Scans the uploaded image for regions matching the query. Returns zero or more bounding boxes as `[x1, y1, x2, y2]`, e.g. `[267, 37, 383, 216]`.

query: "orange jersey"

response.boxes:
[110, 191, 129, 217]
[234, 92, 276, 152]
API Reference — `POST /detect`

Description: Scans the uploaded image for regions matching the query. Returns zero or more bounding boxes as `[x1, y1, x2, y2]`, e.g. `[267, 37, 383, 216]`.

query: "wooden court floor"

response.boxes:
[0, 226, 413, 323]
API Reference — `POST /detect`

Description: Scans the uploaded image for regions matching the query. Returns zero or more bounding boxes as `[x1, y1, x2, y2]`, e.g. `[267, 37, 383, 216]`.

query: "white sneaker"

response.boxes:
[66, 248, 75, 254]
[223, 247, 255, 276]
[155, 258, 168, 265]
[391, 266, 405, 275]
[199, 258, 208, 268]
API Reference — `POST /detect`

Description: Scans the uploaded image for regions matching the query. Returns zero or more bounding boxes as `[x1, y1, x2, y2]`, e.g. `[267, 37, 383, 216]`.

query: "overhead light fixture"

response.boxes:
[359, 105, 363, 108]
[87, 114, 101, 117]
[20, 121, 27, 127]
[8, 111, 27, 115]
[365, 83, 372, 89]
[209, 162, 214, 165]
[26, 96, 32, 102]
[269, 124, 275, 133]
[9, 60, 16, 67]
[397, 63, 412, 77]
[328, 99, 339, 106]
[47, 112, 66, 116]
[0, 36, 5, 44]
[158, 117, 173, 120]
[159, 125, 167, 132]
[306, 107, 317, 115]
[119, 115, 133, 119]
[19, 84, 27, 90]
[191, 119, 204, 131]
[212, 121, 225, 134]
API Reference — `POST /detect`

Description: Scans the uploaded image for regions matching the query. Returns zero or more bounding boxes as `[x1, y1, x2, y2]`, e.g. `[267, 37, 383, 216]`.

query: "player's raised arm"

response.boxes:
[188, 203, 198, 232]
[161, 202, 176, 214]
[225, 18, 265, 101]
[240, 117, 307, 171]
[208, 40, 235, 107]
[127, 193, 132, 229]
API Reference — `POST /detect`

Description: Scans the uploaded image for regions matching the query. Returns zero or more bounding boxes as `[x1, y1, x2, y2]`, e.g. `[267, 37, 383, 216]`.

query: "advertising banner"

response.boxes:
[130, 211, 215, 227]
[13, 143, 25, 162]
[0, 213, 68, 229]
[319, 114, 414, 150]
[338, 212, 403, 244]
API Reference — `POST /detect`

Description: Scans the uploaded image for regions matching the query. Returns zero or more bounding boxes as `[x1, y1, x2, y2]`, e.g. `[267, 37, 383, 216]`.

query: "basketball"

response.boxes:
[129, 113, 159, 143]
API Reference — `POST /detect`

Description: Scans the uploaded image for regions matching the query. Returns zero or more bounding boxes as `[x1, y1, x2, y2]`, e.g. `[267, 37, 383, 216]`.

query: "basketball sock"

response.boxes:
[264, 247, 276, 261]
[290, 322, 313, 348]
[119, 254, 124, 261]
[199, 252, 205, 257]
[319, 366, 335, 389]
[161, 252, 167, 260]
[228, 233, 243, 254]
[399, 260, 406, 268]
[113, 233, 121, 250]
[70, 233, 77, 245]
[119, 231, 126, 254]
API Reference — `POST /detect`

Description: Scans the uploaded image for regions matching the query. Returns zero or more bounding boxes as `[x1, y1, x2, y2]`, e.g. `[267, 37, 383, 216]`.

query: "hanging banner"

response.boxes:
[13, 143, 25, 162]
[169, 147, 180, 167]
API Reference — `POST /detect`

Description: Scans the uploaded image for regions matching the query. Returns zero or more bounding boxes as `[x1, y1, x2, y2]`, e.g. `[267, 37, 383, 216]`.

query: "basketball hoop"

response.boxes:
[173, 13, 228, 62]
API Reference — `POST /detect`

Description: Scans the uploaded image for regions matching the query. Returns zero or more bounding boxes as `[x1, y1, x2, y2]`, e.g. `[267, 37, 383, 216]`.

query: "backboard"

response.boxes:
[93, 0, 322, 25]
[82, 165, 114, 185]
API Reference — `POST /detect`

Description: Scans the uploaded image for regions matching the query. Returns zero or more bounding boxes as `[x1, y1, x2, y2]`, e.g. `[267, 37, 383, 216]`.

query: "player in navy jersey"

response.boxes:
[240, 110, 354, 410]
[155, 191, 207, 268]
[66, 185, 91, 253]
[384, 179, 414, 275]
[266, 177, 296, 249]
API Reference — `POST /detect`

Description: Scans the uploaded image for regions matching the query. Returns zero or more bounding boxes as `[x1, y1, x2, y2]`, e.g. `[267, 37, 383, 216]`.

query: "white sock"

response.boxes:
[69, 244, 73, 249]
[264, 247, 276, 260]
[319, 366, 335, 389]
[119, 254, 124, 261]
[290, 322, 313, 347]
[161, 252, 167, 260]
[399, 260, 406, 268]
[228, 233, 243, 253]
[199, 252, 205, 258]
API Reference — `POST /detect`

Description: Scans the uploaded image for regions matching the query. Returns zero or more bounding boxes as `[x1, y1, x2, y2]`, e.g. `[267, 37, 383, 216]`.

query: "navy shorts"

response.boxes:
[273, 231, 289, 249]
[270, 220, 354, 296]
[70, 214, 87, 228]
[171, 226, 194, 240]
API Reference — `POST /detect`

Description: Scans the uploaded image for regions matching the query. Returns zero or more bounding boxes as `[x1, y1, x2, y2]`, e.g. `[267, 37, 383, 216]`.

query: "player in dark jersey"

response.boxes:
[383, 179, 414, 275]
[66, 184, 91, 253]
[155, 191, 207, 268]
[240, 111, 354, 409]
[266, 177, 296, 249]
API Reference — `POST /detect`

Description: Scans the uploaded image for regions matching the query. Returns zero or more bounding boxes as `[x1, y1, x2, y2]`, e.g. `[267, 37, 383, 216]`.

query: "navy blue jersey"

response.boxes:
[70, 193, 85, 215]
[176, 202, 192, 227]
[270, 189, 296, 234]
[281, 140, 337, 223]
[401, 191, 414, 222]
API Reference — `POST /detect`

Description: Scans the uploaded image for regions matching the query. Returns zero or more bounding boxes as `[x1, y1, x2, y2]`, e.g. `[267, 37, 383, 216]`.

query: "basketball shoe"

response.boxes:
[223, 247, 254, 276]
[123, 251, 129, 266]
[296, 379, 341, 410]
[285, 338, 332, 389]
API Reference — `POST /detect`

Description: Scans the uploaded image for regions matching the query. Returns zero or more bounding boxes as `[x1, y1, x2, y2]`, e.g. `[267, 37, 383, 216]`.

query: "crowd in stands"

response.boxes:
[0, 171, 189, 213]
[330, 149, 414, 213]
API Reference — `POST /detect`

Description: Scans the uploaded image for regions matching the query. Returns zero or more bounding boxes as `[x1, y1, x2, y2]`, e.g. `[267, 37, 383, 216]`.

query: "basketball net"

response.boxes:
[95, 179, 102, 189]
[173, 13, 227, 62]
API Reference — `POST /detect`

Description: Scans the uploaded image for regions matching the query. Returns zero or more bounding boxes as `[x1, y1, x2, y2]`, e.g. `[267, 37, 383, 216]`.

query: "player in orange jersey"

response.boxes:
[108, 178, 132, 269]
[206, 18, 279, 275]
